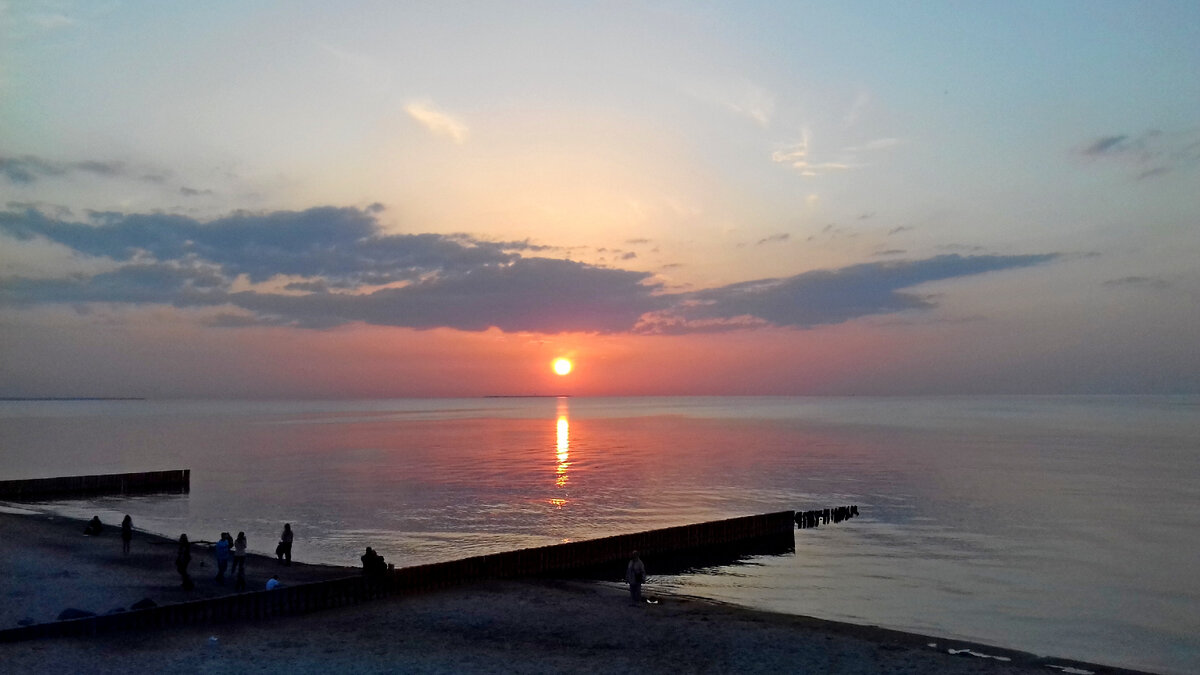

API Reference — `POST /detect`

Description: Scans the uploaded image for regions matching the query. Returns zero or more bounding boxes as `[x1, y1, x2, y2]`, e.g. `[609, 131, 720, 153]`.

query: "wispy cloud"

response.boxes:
[755, 233, 790, 246]
[721, 82, 775, 127]
[0, 155, 159, 185]
[1078, 128, 1200, 179]
[1102, 275, 1171, 290]
[688, 79, 775, 127]
[404, 101, 469, 144]
[772, 130, 900, 177]
[771, 129, 852, 177]
[842, 90, 871, 128]
[0, 207, 1060, 335]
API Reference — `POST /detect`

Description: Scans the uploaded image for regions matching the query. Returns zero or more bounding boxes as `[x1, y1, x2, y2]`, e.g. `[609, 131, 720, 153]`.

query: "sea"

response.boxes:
[0, 395, 1196, 674]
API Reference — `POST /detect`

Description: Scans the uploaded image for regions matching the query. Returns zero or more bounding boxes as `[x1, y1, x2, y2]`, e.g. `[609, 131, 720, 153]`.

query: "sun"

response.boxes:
[552, 358, 573, 376]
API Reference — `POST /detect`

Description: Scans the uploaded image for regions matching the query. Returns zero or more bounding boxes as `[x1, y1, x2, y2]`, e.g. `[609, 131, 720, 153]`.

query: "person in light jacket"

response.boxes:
[625, 551, 646, 605]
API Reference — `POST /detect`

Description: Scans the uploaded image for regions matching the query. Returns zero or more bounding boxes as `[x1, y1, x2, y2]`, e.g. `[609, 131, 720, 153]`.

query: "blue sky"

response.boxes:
[1, 1, 1197, 397]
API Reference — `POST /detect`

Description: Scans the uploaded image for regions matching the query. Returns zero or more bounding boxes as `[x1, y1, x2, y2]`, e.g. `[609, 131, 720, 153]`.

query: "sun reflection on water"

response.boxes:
[554, 397, 570, 499]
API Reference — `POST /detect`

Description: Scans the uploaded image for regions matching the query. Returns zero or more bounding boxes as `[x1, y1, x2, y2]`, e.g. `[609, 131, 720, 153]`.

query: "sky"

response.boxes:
[1, 1, 1198, 398]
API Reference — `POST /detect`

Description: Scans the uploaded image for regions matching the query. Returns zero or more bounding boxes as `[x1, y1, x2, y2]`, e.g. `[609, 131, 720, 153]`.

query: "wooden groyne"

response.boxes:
[795, 505, 858, 529]
[0, 470, 190, 500]
[0, 510, 795, 641]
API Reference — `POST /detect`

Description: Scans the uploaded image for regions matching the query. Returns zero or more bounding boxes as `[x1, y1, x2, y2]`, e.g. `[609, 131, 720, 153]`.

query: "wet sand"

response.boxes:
[0, 510, 1151, 674]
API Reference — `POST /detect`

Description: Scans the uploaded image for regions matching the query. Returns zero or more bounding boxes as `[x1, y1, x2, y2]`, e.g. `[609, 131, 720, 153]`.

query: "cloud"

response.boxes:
[404, 101, 469, 144]
[0, 206, 663, 333]
[771, 129, 852, 177]
[755, 233, 790, 246]
[638, 254, 1059, 334]
[688, 79, 775, 127]
[0, 263, 229, 307]
[843, 138, 901, 152]
[1078, 128, 1200, 178]
[1102, 276, 1171, 290]
[0, 206, 517, 285]
[772, 130, 900, 177]
[0, 154, 172, 186]
[842, 90, 871, 128]
[224, 258, 667, 332]
[1083, 135, 1128, 155]
[0, 207, 1060, 335]
[721, 83, 775, 127]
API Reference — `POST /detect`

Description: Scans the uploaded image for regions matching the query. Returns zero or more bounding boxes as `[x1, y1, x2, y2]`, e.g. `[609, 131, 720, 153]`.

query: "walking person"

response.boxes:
[120, 515, 133, 554]
[214, 532, 231, 583]
[232, 531, 247, 592]
[278, 523, 293, 565]
[176, 534, 194, 590]
[626, 551, 646, 605]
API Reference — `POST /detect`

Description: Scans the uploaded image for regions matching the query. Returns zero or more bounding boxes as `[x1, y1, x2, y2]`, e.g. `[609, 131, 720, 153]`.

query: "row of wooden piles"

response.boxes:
[794, 505, 858, 529]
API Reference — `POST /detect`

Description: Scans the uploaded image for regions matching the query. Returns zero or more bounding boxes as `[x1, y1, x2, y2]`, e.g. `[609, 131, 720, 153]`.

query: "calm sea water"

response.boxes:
[1, 396, 1196, 674]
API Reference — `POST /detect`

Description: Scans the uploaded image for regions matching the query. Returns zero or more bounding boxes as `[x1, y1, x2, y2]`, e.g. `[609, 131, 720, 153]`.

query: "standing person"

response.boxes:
[120, 515, 133, 554]
[232, 531, 247, 592]
[361, 547, 385, 579]
[278, 523, 293, 565]
[176, 534, 194, 590]
[214, 532, 231, 583]
[625, 551, 646, 605]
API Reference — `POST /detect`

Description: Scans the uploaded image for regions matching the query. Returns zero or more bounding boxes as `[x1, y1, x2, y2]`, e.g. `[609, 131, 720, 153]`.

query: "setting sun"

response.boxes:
[552, 358, 573, 376]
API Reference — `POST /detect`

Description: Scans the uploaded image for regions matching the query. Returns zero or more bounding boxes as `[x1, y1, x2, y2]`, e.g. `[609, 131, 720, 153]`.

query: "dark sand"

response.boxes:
[0, 510, 1152, 674]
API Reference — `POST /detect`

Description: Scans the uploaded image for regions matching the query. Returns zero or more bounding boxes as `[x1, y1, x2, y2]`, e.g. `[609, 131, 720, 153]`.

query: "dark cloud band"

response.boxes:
[0, 207, 1059, 334]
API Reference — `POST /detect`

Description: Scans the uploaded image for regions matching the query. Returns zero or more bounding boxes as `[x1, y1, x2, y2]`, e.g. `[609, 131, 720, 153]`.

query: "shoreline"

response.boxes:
[0, 510, 1156, 674]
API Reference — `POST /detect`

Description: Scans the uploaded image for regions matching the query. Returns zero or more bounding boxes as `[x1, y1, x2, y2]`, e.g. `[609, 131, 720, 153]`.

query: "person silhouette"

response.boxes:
[231, 531, 247, 575]
[83, 516, 103, 536]
[176, 534, 194, 590]
[278, 523, 293, 565]
[214, 532, 232, 583]
[361, 546, 387, 581]
[625, 551, 646, 605]
[120, 515, 132, 554]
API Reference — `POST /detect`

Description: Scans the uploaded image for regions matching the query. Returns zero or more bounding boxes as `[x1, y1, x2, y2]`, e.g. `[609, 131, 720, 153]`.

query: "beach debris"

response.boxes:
[1045, 666, 1094, 675]
[56, 608, 96, 621]
[208, 636, 220, 646]
[947, 648, 1011, 662]
[927, 643, 938, 648]
[795, 505, 858, 529]
[130, 598, 157, 610]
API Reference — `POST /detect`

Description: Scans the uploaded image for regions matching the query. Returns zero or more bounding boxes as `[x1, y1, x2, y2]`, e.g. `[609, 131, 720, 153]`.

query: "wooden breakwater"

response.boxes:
[0, 510, 795, 642]
[0, 470, 190, 500]
[795, 505, 858, 529]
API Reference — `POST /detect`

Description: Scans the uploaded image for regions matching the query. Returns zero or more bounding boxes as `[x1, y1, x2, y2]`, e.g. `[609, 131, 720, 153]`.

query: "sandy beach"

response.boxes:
[0, 510, 1152, 674]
